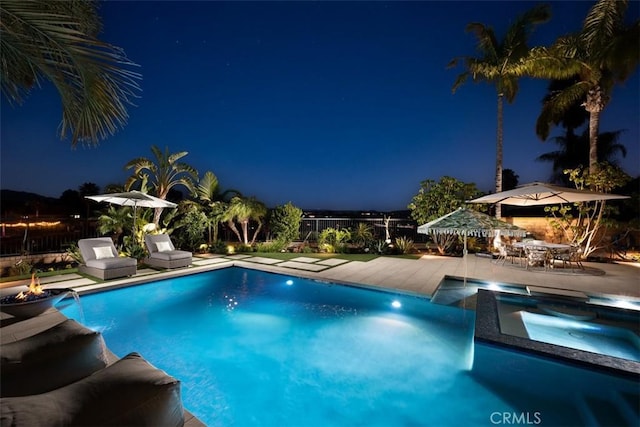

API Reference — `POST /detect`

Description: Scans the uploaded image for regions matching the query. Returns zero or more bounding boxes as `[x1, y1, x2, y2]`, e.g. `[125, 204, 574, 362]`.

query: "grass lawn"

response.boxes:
[245, 252, 423, 262]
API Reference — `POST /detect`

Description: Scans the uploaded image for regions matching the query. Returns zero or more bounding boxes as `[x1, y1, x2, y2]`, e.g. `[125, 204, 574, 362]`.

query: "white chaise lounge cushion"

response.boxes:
[93, 246, 114, 260]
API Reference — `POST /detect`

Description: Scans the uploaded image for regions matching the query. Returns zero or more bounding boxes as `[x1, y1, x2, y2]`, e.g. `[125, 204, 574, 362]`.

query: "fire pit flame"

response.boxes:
[15, 273, 45, 300]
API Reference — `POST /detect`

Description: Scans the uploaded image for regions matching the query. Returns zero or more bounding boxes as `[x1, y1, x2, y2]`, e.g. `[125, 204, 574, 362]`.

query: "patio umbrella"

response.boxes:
[85, 191, 177, 236]
[418, 208, 527, 287]
[467, 182, 629, 206]
[417, 207, 527, 255]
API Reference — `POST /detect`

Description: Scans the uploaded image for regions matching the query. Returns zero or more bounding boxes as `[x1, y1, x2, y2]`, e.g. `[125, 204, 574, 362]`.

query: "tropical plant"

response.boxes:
[255, 240, 288, 253]
[195, 170, 241, 243]
[97, 205, 131, 245]
[352, 223, 374, 249]
[449, 4, 551, 218]
[0, 0, 141, 146]
[394, 236, 415, 254]
[408, 176, 482, 255]
[124, 145, 198, 226]
[269, 202, 303, 245]
[545, 163, 631, 258]
[318, 227, 351, 253]
[172, 209, 207, 252]
[527, 0, 639, 176]
[223, 196, 267, 245]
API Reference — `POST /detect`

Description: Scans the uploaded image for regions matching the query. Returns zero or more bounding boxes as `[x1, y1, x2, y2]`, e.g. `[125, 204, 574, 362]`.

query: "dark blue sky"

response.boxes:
[2, 1, 638, 211]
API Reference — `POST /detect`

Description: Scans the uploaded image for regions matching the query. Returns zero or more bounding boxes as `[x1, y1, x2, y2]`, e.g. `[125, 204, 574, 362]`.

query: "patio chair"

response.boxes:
[553, 245, 584, 270]
[525, 246, 552, 271]
[144, 234, 192, 269]
[504, 244, 525, 267]
[78, 238, 137, 280]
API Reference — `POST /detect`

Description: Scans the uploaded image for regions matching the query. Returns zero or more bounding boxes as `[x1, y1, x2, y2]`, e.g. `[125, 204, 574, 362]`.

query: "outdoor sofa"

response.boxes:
[0, 319, 184, 426]
[78, 237, 137, 280]
[144, 234, 192, 269]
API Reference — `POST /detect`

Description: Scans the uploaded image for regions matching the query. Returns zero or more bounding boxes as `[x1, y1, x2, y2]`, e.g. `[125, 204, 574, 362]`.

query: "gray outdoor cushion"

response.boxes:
[78, 237, 118, 261]
[86, 256, 137, 270]
[150, 250, 192, 261]
[0, 319, 109, 397]
[0, 352, 184, 427]
[145, 234, 176, 254]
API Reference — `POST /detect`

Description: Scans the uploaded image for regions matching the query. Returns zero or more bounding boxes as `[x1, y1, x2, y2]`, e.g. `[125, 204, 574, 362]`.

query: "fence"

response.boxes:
[0, 218, 98, 256]
[297, 217, 423, 242]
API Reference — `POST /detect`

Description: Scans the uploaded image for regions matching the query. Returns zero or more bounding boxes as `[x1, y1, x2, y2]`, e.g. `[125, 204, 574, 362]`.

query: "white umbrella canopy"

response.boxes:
[467, 182, 629, 206]
[85, 190, 177, 209]
[85, 191, 177, 236]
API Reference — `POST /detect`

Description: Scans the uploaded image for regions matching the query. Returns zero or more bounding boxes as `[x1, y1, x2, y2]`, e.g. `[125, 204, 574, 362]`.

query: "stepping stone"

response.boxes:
[44, 278, 96, 288]
[278, 261, 328, 272]
[289, 257, 320, 263]
[243, 257, 283, 265]
[38, 274, 83, 284]
[225, 254, 252, 259]
[316, 259, 349, 266]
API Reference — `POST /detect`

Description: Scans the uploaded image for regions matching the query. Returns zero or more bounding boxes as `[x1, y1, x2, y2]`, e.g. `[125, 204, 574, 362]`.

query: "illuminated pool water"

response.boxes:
[61, 267, 638, 426]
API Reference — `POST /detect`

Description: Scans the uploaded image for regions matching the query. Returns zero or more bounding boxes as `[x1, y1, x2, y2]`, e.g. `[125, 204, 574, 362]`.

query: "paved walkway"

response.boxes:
[2, 253, 638, 301]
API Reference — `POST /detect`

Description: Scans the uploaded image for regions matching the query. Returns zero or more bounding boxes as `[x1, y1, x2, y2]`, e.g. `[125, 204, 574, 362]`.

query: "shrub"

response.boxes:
[370, 240, 390, 255]
[236, 244, 254, 253]
[394, 236, 415, 254]
[318, 227, 351, 253]
[208, 240, 227, 254]
[9, 259, 33, 277]
[353, 223, 374, 248]
[256, 240, 287, 253]
[269, 202, 303, 244]
[173, 210, 207, 251]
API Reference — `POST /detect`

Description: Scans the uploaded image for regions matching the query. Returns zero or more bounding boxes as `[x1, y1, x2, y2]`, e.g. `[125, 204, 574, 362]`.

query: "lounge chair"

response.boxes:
[77, 238, 137, 280]
[144, 234, 192, 269]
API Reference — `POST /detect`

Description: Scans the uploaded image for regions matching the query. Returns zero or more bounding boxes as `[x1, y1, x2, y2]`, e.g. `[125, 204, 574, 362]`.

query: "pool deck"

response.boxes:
[1, 254, 638, 426]
[2, 253, 639, 300]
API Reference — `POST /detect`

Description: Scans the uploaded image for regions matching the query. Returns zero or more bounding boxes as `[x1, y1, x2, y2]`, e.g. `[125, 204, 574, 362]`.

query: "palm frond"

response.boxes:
[581, 0, 627, 53]
[465, 23, 498, 60]
[0, 0, 141, 146]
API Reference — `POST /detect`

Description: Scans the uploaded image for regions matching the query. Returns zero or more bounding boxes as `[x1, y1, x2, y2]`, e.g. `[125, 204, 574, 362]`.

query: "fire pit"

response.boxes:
[0, 274, 72, 318]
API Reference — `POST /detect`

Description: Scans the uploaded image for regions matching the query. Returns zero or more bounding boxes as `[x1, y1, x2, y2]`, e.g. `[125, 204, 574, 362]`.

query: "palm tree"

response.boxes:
[195, 171, 241, 243]
[124, 145, 198, 226]
[530, 0, 639, 176]
[537, 129, 627, 185]
[449, 4, 551, 218]
[0, 0, 141, 146]
[224, 196, 267, 245]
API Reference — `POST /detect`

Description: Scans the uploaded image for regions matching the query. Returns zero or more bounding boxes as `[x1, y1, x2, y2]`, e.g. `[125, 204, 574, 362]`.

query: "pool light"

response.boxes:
[286, 280, 294, 286]
[391, 300, 402, 309]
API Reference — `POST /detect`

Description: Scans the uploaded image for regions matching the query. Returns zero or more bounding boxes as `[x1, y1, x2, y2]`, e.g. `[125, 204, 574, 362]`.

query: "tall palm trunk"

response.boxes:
[585, 86, 604, 176]
[495, 94, 504, 219]
[227, 220, 243, 243]
[241, 220, 249, 245]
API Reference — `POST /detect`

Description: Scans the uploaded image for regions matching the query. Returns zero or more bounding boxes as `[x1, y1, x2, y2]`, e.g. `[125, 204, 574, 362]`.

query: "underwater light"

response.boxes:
[391, 300, 402, 309]
[286, 280, 294, 286]
[487, 283, 502, 291]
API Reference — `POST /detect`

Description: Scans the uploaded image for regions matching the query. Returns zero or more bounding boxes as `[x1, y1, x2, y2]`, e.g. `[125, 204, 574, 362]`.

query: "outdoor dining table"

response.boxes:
[511, 241, 573, 270]
[512, 241, 572, 251]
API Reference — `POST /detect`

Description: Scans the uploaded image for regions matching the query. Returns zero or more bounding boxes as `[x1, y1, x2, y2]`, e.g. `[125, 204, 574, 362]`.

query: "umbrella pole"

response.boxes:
[463, 234, 467, 288]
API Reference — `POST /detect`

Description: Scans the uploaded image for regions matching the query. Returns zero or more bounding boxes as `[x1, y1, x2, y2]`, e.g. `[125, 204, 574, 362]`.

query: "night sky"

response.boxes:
[1, 1, 638, 211]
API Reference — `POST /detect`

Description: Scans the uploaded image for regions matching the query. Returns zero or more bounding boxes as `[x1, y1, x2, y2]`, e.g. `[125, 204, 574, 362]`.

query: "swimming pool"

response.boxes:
[61, 267, 639, 426]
